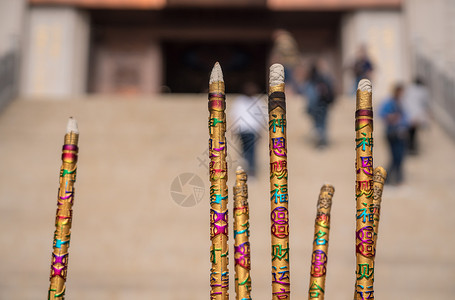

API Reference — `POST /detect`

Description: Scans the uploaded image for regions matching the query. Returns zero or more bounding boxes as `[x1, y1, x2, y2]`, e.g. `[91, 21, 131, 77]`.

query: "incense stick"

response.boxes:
[268, 63, 290, 299]
[208, 62, 229, 300]
[308, 184, 334, 300]
[354, 79, 375, 299]
[372, 167, 387, 239]
[233, 166, 252, 300]
[48, 117, 79, 299]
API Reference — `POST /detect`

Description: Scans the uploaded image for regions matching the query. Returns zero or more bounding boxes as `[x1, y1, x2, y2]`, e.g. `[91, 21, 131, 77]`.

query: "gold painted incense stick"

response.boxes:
[372, 167, 387, 239]
[268, 63, 290, 299]
[233, 166, 252, 300]
[308, 184, 334, 300]
[208, 62, 229, 300]
[48, 117, 79, 299]
[354, 79, 375, 299]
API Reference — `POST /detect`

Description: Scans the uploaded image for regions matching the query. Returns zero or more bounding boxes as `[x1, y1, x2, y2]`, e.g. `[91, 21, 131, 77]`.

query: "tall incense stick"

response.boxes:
[233, 166, 252, 300]
[372, 167, 387, 239]
[355, 79, 375, 299]
[48, 117, 79, 299]
[268, 63, 290, 299]
[308, 184, 334, 300]
[208, 62, 229, 299]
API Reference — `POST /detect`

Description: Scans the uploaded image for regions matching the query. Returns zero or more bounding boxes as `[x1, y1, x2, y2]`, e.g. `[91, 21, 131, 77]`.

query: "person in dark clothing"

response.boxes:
[379, 83, 409, 185]
[352, 45, 374, 93]
[298, 62, 335, 148]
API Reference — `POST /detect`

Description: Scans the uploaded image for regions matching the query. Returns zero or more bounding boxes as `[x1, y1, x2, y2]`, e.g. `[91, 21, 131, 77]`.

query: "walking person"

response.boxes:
[402, 77, 431, 155]
[270, 29, 300, 87]
[298, 62, 335, 148]
[231, 82, 264, 177]
[379, 83, 409, 185]
[351, 45, 374, 93]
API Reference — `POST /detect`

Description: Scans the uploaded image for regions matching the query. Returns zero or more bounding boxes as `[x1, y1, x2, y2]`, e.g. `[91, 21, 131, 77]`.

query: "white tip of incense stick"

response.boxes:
[209, 62, 223, 83]
[236, 166, 244, 173]
[269, 63, 284, 87]
[66, 117, 79, 134]
[358, 79, 372, 92]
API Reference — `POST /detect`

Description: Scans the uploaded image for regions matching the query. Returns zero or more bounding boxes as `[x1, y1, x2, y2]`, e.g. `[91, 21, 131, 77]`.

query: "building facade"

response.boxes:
[21, 0, 404, 99]
[0, 0, 26, 109]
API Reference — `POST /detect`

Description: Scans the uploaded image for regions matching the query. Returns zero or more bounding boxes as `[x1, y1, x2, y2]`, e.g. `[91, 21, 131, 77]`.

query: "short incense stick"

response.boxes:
[308, 184, 334, 300]
[208, 62, 229, 299]
[48, 117, 79, 299]
[233, 166, 252, 300]
[355, 79, 375, 299]
[268, 63, 290, 299]
[372, 167, 387, 238]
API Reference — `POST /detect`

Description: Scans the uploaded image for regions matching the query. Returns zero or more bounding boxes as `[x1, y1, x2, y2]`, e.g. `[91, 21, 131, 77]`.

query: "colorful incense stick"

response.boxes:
[233, 166, 252, 300]
[268, 63, 290, 299]
[354, 79, 375, 299]
[372, 167, 387, 238]
[48, 117, 79, 299]
[308, 184, 334, 300]
[208, 62, 229, 300]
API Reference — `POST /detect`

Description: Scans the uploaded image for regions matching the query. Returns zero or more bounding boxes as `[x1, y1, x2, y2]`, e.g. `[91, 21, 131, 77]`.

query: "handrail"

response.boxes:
[414, 51, 455, 139]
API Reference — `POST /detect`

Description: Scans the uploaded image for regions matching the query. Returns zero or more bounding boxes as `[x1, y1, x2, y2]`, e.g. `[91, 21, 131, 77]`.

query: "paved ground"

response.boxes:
[0, 94, 454, 299]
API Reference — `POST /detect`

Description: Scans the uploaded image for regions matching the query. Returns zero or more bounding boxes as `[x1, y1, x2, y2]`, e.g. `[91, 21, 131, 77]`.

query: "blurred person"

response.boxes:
[296, 61, 335, 148]
[231, 82, 264, 177]
[379, 83, 409, 185]
[352, 45, 374, 93]
[402, 77, 431, 155]
[270, 29, 300, 87]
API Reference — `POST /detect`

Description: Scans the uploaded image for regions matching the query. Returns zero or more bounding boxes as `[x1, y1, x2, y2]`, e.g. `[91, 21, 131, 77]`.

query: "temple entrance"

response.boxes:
[88, 9, 342, 95]
[163, 41, 269, 93]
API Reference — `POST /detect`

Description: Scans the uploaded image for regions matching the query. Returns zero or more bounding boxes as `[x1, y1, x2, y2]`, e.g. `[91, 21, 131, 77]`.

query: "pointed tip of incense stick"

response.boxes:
[269, 63, 285, 86]
[358, 79, 372, 92]
[236, 165, 245, 173]
[66, 117, 79, 134]
[209, 62, 223, 84]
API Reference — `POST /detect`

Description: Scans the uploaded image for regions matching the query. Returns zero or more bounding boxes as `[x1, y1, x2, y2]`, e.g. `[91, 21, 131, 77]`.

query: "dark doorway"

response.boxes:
[89, 9, 342, 94]
[163, 41, 269, 93]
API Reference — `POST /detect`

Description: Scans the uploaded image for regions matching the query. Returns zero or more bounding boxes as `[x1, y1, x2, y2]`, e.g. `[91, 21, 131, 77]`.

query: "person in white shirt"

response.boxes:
[402, 77, 431, 154]
[230, 82, 265, 177]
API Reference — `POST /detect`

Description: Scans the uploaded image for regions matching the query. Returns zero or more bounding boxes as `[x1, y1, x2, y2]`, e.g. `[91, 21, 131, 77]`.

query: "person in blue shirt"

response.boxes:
[379, 83, 409, 185]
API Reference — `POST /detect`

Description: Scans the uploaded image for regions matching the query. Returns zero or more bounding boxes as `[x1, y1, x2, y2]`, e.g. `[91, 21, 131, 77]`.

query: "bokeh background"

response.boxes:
[0, 0, 454, 299]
